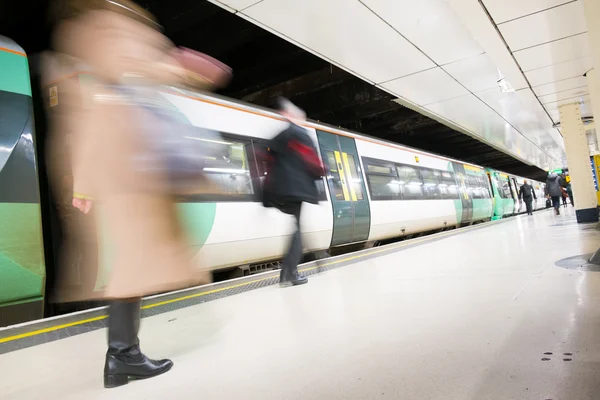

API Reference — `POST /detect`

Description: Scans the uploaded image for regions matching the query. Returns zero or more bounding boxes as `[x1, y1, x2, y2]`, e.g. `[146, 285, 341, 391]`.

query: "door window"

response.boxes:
[325, 151, 347, 200]
[342, 153, 364, 201]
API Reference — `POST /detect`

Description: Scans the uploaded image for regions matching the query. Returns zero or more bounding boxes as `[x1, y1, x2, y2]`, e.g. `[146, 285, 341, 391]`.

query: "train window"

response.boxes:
[480, 175, 491, 198]
[397, 165, 424, 200]
[467, 174, 488, 200]
[499, 177, 512, 199]
[363, 158, 400, 201]
[202, 140, 254, 197]
[367, 163, 394, 175]
[465, 174, 477, 199]
[440, 171, 459, 200]
[325, 151, 346, 200]
[343, 153, 364, 200]
[366, 175, 402, 200]
[421, 168, 442, 199]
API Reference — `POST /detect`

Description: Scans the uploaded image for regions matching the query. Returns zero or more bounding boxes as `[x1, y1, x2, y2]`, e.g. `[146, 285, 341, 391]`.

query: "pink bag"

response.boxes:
[172, 47, 232, 88]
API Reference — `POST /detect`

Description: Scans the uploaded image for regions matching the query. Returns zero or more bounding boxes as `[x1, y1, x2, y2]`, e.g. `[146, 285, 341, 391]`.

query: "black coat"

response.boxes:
[519, 184, 536, 200]
[263, 123, 323, 209]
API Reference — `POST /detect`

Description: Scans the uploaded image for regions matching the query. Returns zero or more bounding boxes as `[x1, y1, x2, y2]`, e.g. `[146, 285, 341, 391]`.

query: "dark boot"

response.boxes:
[104, 299, 173, 388]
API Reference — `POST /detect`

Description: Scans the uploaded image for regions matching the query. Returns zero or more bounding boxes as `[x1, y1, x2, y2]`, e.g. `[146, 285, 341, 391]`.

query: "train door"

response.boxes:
[510, 177, 520, 213]
[316, 130, 370, 246]
[453, 164, 473, 224]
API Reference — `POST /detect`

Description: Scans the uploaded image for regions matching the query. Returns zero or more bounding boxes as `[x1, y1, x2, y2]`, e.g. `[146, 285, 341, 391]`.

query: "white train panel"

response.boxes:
[369, 200, 458, 240]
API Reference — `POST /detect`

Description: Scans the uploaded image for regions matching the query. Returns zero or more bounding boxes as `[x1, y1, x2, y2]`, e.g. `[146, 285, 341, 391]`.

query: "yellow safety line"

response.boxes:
[334, 151, 350, 201]
[0, 316, 106, 344]
[0, 222, 498, 345]
[341, 152, 358, 201]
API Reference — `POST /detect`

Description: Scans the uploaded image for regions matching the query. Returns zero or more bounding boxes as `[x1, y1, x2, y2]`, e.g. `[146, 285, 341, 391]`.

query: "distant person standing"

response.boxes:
[566, 182, 574, 207]
[519, 180, 537, 216]
[263, 98, 324, 287]
[560, 186, 568, 208]
[545, 172, 563, 215]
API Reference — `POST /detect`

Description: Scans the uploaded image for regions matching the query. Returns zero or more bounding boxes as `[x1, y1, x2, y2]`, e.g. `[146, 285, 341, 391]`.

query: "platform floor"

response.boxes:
[2, 207, 600, 399]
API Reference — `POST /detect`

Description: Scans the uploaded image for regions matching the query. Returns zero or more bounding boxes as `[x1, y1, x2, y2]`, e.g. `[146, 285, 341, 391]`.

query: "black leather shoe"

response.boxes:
[104, 350, 173, 388]
[280, 274, 308, 288]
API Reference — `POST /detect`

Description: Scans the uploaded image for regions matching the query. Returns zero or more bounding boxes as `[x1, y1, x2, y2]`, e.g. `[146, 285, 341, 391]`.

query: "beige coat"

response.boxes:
[48, 9, 209, 301]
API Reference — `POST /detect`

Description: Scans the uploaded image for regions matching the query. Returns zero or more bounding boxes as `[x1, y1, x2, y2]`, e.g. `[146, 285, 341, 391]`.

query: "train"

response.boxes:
[0, 36, 547, 327]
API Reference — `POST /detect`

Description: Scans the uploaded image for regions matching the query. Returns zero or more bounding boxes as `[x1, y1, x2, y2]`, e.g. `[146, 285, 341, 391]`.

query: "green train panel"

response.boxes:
[486, 169, 515, 219]
[0, 38, 46, 326]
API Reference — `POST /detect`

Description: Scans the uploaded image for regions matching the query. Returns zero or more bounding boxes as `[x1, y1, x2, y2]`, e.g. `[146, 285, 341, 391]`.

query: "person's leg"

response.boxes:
[526, 199, 532, 215]
[104, 299, 173, 388]
[552, 196, 560, 215]
[280, 203, 307, 287]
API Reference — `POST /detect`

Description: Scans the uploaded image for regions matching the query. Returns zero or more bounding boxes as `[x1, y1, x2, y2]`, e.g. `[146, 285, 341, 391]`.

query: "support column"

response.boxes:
[559, 102, 598, 223]
[584, 0, 600, 147]
[584, 69, 600, 148]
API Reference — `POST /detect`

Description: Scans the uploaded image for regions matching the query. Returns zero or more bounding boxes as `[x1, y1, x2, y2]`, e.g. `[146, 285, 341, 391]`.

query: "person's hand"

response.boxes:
[72, 198, 93, 214]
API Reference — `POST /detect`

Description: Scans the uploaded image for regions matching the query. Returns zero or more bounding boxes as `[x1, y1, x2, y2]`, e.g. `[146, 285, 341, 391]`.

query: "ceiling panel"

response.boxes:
[243, 0, 435, 84]
[443, 53, 500, 93]
[513, 33, 590, 72]
[361, 0, 484, 65]
[498, 1, 587, 52]
[525, 56, 594, 87]
[538, 87, 590, 104]
[547, 109, 560, 123]
[426, 94, 522, 152]
[476, 87, 563, 149]
[482, 0, 574, 24]
[381, 68, 469, 106]
[216, 0, 262, 11]
[543, 94, 591, 113]
[532, 75, 588, 96]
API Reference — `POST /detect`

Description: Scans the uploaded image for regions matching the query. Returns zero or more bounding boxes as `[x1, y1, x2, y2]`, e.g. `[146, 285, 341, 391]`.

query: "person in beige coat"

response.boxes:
[47, 0, 225, 388]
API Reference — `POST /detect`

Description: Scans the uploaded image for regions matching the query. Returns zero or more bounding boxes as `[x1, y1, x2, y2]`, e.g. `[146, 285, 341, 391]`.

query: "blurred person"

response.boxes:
[518, 180, 536, 216]
[545, 172, 562, 215]
[566, 182, 574, 206]
[560, 186, 568, 208]
[46, 0, 229, 388]
[262, 98, 324, 287]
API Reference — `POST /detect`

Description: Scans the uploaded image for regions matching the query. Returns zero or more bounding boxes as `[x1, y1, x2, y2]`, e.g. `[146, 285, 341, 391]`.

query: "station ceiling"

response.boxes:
[0, 0, 558, 181]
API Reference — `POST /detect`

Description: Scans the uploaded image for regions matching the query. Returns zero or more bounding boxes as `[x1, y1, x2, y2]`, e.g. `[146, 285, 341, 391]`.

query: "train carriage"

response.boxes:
[0, 35, 548, 326]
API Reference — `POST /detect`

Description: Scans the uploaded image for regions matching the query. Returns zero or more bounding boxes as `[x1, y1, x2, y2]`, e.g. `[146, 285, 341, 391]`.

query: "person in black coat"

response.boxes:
[518, 180, 537, 216]
[263, 98, 324, 287]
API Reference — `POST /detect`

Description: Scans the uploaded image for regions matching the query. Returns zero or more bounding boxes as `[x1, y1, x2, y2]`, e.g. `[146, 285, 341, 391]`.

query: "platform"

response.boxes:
[2, 207, 600, 399]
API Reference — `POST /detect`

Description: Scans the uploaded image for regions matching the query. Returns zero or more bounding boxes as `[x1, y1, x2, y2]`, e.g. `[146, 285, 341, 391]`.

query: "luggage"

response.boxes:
[546, 199, 552, 208]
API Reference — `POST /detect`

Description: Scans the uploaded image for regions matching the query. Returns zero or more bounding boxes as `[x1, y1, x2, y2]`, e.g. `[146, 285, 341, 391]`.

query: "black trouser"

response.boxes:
[524, 197, 533, 215]
[551, 196, 561, 212]
[281, 202, 303, 282]
[107, 299, 142, 357]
